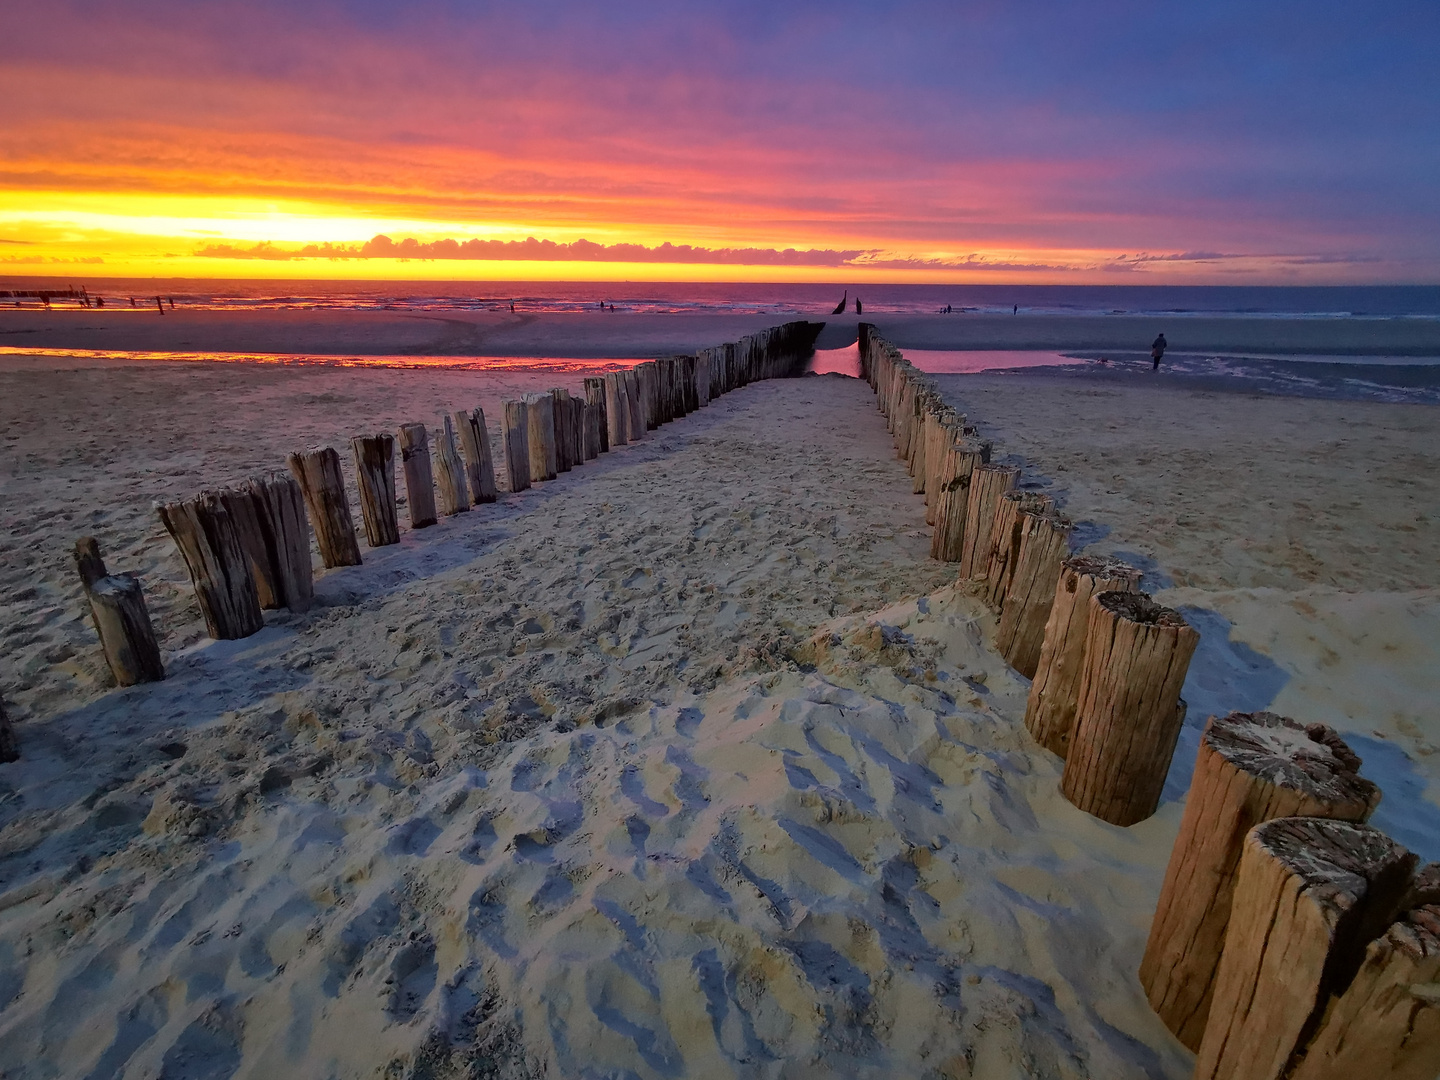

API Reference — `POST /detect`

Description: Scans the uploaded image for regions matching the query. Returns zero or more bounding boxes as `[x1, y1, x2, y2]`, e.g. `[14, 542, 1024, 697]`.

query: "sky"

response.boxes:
[2, 0, 1438, 283]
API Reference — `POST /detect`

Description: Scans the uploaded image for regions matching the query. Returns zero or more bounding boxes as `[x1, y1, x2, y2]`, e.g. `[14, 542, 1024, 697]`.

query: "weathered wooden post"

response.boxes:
[1194, 819, 1421, 1080]
[351, 434, 400, 546]
[930, 438, 988, 562]
[582, 403, 600, 460]
[157, 492, 264, 640]
[549, 389, 573, 472]
[242, 472, 313, 611]
[604, 373, 627, 446]
[1060, 591, 1199, 825]
[995, 509, 1073, 677]
[454, 408, 498, 503]
[524, 394, 557, 481]
[288, 447, 363, 566]
[434, 415, 471, 515]
[1140, 712, 1380, 1050]
[73, 537, 164, 685]
[584, 377, 609, 453]
[625, 369, 645, 438]
[398, 423, 438, 528]
[1024, 555, 1143, 756]
[638, 362, 659, 430]
[981, 490, 1053, 608]
[570, 396, 585, 461]
[1288, 883, 1440, 1080]
[502, 400, 530, 492]
[0, 696, 16, 763]
[957, 463, 1020, 579]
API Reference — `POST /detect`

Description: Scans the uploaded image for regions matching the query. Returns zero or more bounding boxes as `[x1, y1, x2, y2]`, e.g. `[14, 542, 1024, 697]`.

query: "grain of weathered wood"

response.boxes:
[454, 409, 498, 504]
[524, 394, 557, 481]
[434, 415, 471, 516]
[929, 438, 986, 562]
[1061, 591, 1199, 825]
[981, 490, 1053, 608]
[157, 491, 265, 639]
[288, 447, 362, 567]
[244, 472, 313, 612]
[87, 575, 165, 685]
[584, 377, 609, 453]
[957, 463, 1020, 578]
[625, 368, 646, 438]
[1025, 555, 1143, 756]
[1194, 818, 1418, 1080]
[1289, 901, 1440, 1080]
[996, 509, 1073, 676]
[1139, 712, 1380, 1050]
[397, 423, 438, 528]
[351, 434, 400, 546]
[502, 400, 530, 492]
[603, 373, 627, 446]
[216, 486, 277, 608]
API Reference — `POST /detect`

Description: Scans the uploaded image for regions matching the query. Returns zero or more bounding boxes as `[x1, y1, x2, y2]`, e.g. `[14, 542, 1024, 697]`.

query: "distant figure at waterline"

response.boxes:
[855, 297, 862, 314]
[1151, 333, 1167, 371]
[832, 291, 848, 315]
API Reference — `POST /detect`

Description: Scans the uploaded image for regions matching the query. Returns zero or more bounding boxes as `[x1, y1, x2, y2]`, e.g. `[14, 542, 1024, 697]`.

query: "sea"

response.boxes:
[4, 278, 1439, 403]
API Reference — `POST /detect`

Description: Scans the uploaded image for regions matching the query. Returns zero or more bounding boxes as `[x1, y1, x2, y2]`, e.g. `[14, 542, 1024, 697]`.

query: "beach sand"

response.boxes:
[0, 338, 1436, 1078]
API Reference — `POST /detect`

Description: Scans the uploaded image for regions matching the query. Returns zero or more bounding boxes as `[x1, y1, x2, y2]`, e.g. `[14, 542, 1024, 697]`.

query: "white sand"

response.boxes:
[0, 353, 1433, 1078]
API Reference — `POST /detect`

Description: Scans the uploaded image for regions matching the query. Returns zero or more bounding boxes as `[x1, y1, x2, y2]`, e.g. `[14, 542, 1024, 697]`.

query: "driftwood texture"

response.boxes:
[583, 402, 600, 460]
[981, 490, 1053, 608]
[1194, 818, 1419, 1080]
[551, 389, 574, 472]
[74, 535, 165, 685]
[0, 696, 16, 763]
[604, 373, 628, 446]
[454, 409, 498, 503]
[288, 447, 362, 567]
[398, 424, 438, 528]
[524, 394, 557, 481]
[584, 377, 609, 453]
[1024, 555, 1143, 756]
[1289, 896, 1440, 1080]
[502, 400, 531, 492]
[434, 415, 471, 516]
[157, 492, 264, 640]
[351, 434, 400, 546]
[1060, 591, 1199, 825]
[957, 464, 1020, 579]
[995, 509, 1073, 677]
[929, 439, 986, 562]
[624, 369, 645, 439]
[1140, 712, 1381, 1050]
[242, 473, 313, 612]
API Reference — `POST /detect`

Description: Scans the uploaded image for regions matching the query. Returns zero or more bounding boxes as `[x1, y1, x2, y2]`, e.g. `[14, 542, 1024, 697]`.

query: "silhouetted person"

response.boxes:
[96, 296, 104, 308]
[609, 304, 615, 312]
[168, 297, 175, 309]
[1151, 333, 1167, 371]
[509, 302, 514, 312]
[1013, 304, 1018, 315]
[855, 297, 862, 314]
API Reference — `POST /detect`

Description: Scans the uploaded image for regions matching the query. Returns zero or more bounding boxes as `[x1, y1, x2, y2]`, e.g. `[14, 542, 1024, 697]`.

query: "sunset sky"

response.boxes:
[3, 1, 1437, 283]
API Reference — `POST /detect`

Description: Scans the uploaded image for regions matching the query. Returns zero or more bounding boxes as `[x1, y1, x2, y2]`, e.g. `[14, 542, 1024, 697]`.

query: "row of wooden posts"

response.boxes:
[858, 323, 1440, 1080]
[23, 322, 824, 728]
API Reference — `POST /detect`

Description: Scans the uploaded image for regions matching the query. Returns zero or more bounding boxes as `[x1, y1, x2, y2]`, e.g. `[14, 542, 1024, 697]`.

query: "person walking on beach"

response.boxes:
[1150, 333, 1167, 370]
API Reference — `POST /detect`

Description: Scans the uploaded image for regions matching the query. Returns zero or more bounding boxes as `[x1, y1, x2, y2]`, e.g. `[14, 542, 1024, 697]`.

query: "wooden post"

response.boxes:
[638, 362, 659, 430]
[351, 434, 400, 546]
[157, 492, 264, 640]
[397, 423, 438, 527]
[216, 487, 277, 607]
[524, 394, 557, 481]
[604, 373, 627, 446]
[0, 696, 16, 763]
[1024, 555, 1143, 757]
[584, 377, 609, 453]
[73, 537, 164, 686]
[433, 415, 471, 516]
[957, 464, 1019, 579]
[929, 438, 987, 562]
[1289, 898, 1440, 1080]
[996, 509, 1073, 677]
[625, 369, 645, 438]
[502, 400, 531, 492]
[981, 490, 1053, 607]
[1194, 818, 1419, 1080]
[582, 403, 600, 460]
[1140, 712, 1381, 1050]
[454, 408, 498, 503]
[1061, 591, 1200, 825]
[243, 472, 313, 612]
[570, 396, 585, 461]
[550, 389, 573, 472]
[288, 447, 363, 567]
